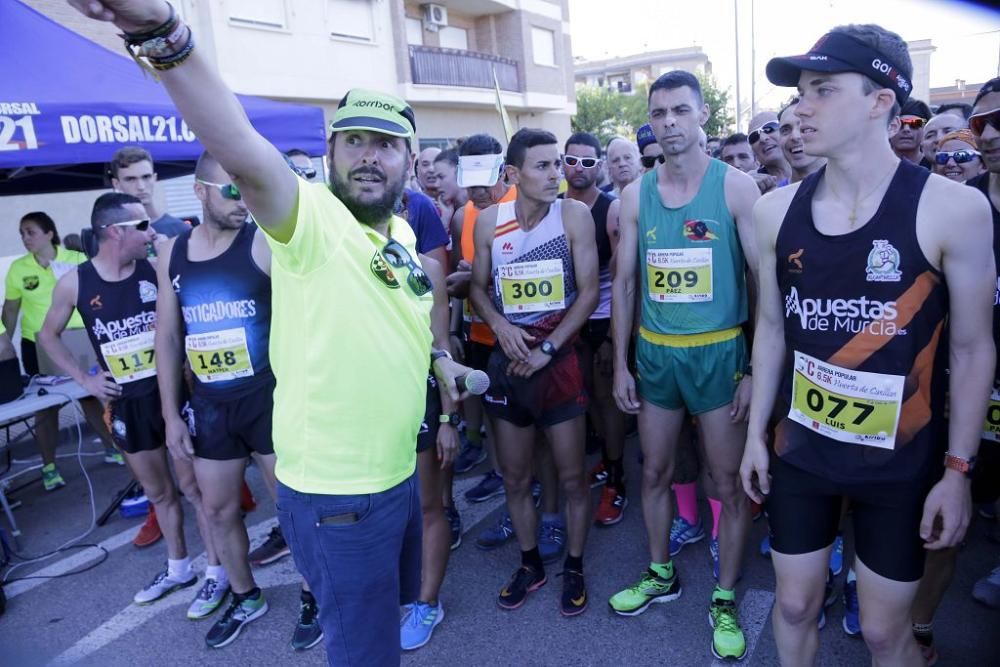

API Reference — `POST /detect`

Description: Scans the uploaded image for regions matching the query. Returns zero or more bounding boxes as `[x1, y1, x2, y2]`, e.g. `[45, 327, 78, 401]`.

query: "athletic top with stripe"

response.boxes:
[76, 259, 158, 400]
[638, 159, 747, 335]
[489, 199, 577, 335]
[561, 191, 614, 320]
[168, 223, 272, 399]
[774, 161, 948, 484]
[461, 185, 517, 346]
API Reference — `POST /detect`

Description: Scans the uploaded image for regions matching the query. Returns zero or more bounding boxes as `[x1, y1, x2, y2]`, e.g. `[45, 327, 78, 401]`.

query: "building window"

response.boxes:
[229, 0, 288, 29]
[531, 27, 556, 67]
[405, 16, 423, 45]
[327, 0, 375, 42]
[438, 26, 468, 51]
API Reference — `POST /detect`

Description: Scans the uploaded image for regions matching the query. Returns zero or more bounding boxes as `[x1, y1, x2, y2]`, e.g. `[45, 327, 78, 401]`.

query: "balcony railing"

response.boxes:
[409, 45, 521, 92]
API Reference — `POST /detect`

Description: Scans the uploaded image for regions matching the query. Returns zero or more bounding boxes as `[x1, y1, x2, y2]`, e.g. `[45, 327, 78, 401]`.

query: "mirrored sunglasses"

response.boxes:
[748, 121, 779, 145]
[197, 179, 242, 200]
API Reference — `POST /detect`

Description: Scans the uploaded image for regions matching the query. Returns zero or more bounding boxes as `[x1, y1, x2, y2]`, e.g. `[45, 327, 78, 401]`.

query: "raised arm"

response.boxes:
[611, 180, 640, 414]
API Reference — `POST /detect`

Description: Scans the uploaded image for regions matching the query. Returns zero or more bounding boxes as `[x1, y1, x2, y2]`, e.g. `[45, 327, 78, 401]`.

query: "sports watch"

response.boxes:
[540, 340, 557, 356]
[430, 348, 452, 363]
[438, 412, 461, 427]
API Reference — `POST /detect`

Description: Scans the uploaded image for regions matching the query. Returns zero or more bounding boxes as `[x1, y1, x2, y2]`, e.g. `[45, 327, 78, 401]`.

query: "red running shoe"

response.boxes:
[240, 480, 257, 514]
[134, 505, 162, 548]
[595, 486, 628, 526]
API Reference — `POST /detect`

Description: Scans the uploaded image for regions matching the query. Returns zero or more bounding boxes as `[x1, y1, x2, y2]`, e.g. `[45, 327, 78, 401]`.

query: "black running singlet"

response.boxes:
[774, 161, 948, 484]
[76, 259, 159, 399]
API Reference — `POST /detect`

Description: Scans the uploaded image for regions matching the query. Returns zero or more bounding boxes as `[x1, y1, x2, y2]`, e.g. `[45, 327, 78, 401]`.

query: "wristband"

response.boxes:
[431, 349, 452, 363]
[943, 452, 976, 477]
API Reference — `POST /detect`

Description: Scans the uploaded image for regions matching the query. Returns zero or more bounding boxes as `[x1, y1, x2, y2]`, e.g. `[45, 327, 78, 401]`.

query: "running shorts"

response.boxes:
[107, 389, 165, 455]
[483, 341, 587, 428]
[185, 374, 275, 460]
[417, 373, 442, 454]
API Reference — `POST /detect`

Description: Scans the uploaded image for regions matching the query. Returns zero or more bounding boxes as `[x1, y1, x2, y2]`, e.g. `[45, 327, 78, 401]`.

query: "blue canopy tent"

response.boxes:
[0, 0, 326, 195]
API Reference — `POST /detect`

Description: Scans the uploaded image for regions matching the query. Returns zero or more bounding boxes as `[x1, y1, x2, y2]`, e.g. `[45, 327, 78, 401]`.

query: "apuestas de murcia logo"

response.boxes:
[92, 311, 156, 340]
[784, 287, 903, 336]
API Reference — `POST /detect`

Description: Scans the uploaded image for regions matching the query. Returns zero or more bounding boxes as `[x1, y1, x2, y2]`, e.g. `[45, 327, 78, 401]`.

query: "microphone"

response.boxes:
[456, 370, 490, 396]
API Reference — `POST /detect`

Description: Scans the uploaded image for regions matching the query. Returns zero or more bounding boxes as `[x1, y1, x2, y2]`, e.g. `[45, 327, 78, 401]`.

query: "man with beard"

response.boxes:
[69, 6, 470, 664]
[777, 99, 827, 182]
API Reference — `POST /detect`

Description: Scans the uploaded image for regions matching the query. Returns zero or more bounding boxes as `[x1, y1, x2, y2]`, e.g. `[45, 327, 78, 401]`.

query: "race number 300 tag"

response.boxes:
[788, 350, 904, 450]
[646, 248, 713, 303]
[100, 330, 156, 384]
[185, 327, 254, 383]
[498, 259, 565, 314]
[982, 387, 1000, 442]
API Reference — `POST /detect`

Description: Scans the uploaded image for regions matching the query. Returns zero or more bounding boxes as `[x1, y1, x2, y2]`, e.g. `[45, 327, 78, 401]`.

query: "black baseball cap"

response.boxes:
[766, 32, 912, 105]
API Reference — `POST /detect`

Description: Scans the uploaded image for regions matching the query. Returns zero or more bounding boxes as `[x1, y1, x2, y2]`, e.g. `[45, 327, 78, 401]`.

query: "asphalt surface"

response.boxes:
[1, 410, 998, 667]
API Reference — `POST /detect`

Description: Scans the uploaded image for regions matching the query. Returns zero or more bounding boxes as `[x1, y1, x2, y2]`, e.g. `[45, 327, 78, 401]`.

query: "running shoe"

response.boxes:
[497, 565, 546, 610]
[608, 568, 682, 616]
[842, 579, 861, 636]
[249, 526, 291, 567]
[187, 577, 230, 620]
[560, 569, 587, 616]
[972, 564, 1000, 609]
[760, 534, 771, 558]
[400, 600, 444, 650]
[240, 481, 256, 514]
[539, 516, 566, 563]
[594, 486, 627, 526]
[104, 448, 124, 466]
[134, 507, 162, 548]
[133, 567, 197, 605]
[829, 534, 844, 576]
[668, 516, 705, 556]
[291, 594, 323, 651]
[710, 538, 720, 581]
[476, 513, 514, 550]
[205, 589, 269, 648]
[589, 461, 608, 488]
[445, 506, 462, 550]
[453, 443, 487, 474]
[464, 470, 505, 503]
[709, 594, 747, 660]
[750, 501, 763, 522]
[41, 463, 65, 492]
[531, 479, 542, 507]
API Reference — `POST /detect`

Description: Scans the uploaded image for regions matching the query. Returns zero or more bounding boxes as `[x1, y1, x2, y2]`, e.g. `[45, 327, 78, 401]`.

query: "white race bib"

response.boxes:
[497, 259, 566, 314]
[646, 248, 713, 303]
[100, 330, 156, 384]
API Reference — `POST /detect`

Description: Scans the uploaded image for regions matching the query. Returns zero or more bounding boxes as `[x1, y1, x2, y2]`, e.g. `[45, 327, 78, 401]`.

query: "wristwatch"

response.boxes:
[438, 411, 461, 427]
[540, 340, 557, 356]
[430, 348, 452, 363]
[943, 452, 976, 477]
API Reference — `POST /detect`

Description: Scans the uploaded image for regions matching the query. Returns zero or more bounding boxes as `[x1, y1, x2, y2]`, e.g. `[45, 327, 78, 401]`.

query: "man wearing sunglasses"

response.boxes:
[748, 111, 791, 194]
[38, 193, 221, 617]
[609, 70, 760, 661]
[890, 98, 932, 167]
[744, 25, 994, 667]
[637, 123, 665, 174]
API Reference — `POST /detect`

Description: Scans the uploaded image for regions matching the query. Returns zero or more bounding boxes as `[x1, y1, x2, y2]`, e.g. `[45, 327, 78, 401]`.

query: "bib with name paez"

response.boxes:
[101, 330, 156, 383]
[185, 327, 255, 383]
[788, 351, 904, 450]
[498, 259, 566, 314]
[646, 248, 713, 303]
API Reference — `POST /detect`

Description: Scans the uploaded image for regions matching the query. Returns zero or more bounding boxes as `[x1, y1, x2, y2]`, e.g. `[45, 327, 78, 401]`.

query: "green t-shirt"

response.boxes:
[263, 180, 433, 495]
[4, 246, 86, 341]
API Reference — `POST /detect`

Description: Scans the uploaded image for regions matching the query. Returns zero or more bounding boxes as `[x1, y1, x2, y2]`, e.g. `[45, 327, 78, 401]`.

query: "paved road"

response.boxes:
[1, 416, 998, 666]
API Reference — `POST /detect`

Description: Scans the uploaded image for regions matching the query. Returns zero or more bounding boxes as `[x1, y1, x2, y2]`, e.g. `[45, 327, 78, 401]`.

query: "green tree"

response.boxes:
[697, 73, 734, 138]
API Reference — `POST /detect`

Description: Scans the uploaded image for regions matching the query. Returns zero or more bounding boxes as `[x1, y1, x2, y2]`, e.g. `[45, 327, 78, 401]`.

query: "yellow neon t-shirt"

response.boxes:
[262, 179, 433, 495]
[4, 246, 86, 341]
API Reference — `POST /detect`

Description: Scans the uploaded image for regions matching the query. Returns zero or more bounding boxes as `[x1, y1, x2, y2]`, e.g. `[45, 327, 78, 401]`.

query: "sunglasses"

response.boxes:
[748, 121, 779, 145]
[103, 218, 150, 231]
[934, 149, 980, 165]
[382, 238, 432, 296]
[563, 155, 600, 169]
[899, 116, 926, 130]
[640, 154, 665, 169]
[197, 179, 242, 200]
[970, 108, 1000, 137]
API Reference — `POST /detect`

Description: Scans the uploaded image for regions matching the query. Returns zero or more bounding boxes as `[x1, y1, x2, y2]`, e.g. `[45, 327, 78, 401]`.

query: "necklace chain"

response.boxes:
[825, 165, 897, 226]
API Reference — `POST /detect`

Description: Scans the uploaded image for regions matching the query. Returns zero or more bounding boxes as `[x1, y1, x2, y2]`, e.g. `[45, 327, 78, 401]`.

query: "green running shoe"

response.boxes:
[41, 463, 65, 492]
[187, 577, 230, 620]
[608, 568, 682, 616]
[206, 589, 269, 648]
[709, 598, 747, 660]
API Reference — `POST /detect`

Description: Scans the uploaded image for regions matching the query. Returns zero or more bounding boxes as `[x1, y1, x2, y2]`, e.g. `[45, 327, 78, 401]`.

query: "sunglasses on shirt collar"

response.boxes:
[197, 179, 242, 200]
[748, 121, 779, 145]
[381, 238, 432, 296]
[970, 107, 1000, 137]
[640, 154, 665, 169]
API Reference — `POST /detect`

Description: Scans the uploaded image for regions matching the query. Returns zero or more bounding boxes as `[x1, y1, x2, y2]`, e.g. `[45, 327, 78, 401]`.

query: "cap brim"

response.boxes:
[329, 116, 411, 137]
[765, 54, 858, 87]
[458, 169, 500, 188]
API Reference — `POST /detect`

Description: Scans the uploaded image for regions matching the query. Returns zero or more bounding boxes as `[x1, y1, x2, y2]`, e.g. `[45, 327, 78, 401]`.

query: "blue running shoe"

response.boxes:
[531, 479, 542, 507]
[476, 513, 514, 550]
[453, 443, 486, 474]
[400, 601, 444, 650]
[539, 516, 566, 563]
[760, 535, 771, 558]
[829, 534, 844, 576]
[669, 517, 705, 557]
[445, 506, 462, 550]
[464, 470, 505, 503]
[842, 578, 861, 636]
[710, 538, 720, 581]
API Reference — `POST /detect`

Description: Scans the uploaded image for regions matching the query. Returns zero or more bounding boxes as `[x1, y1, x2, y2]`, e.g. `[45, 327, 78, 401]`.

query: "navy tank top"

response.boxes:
[774, 160, 948, 484]
[168, 223, 272, 398]
[76, 259, 159, 399]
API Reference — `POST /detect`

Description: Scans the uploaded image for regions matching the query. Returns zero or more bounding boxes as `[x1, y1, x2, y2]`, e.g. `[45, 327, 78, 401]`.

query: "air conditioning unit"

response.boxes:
[423, 4, 448, 29]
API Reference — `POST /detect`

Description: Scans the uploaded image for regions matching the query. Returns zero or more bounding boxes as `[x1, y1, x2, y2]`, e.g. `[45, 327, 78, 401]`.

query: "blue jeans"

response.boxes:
[276, 475, 422, 666]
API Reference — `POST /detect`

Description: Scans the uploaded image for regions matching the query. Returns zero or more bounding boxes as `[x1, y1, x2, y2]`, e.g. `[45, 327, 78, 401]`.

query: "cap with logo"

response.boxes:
[765, 31, 912, 105]
[458, 154, 504, 188]
[330, 89, 416, 138]
[636, 124, 656, 153]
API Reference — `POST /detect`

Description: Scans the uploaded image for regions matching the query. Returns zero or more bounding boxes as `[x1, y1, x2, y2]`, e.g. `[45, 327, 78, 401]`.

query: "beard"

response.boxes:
[330, 167, 406, 227]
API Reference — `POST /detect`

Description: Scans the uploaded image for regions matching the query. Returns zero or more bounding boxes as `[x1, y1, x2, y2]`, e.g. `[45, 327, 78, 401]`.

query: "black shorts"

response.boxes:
[580, 318, 611, 353]
[184, 376, 275, 461]
[20, 338, 39, 376]
[108, 390, 165, 455]
[465, 341, 494, 374]
[483, 342, 588, 429]
[973, 440, 1000, 504]
[417, 374, 442, 454]
[766, 455, 934, 582]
